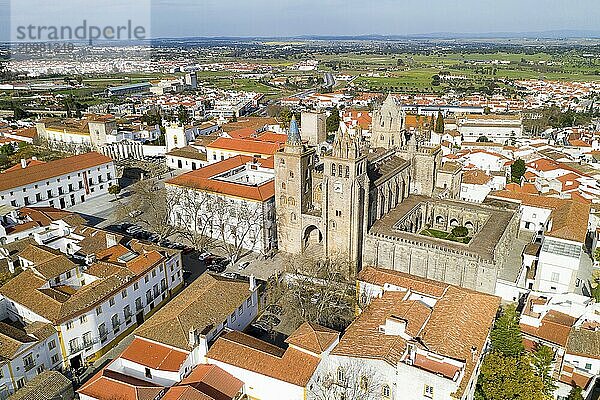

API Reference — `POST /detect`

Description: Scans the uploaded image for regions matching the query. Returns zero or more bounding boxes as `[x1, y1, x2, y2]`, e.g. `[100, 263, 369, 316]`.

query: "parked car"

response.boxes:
[251, 321, 270, 332]
[126, 225, 143, 234]
[198, 252, 212, 261]
[237, 262, 250, 270]
[221, 272, 238, 279]
[208, 264, 226, 273]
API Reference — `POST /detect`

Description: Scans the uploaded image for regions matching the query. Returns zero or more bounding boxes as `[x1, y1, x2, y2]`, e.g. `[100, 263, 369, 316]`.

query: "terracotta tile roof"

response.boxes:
[78, 364, 164, 400]
[357, 267, 447, 298]
[18, 245, 77, 279]
[166, 155, 274, 202]
[0, 264, 135, 324]
[120, 337, 189, 372]
[135, 274, 252, 350]
[341, 267, 500, 399]
[207, 330, 321, 387]
[566, 328, 600, 359]
[488, 192, 590, 242]
[207, 137, 282, 156]
[560, 364, 594, 390]
[0, 152, 113, 192]
[178, 364, 244, 400]
[520, 310, 576, 347]
[4, 159, 46, 172]
[162, 386, 213, 400]
[284, 322, 339, 354]
[166, 146, 208, 162]
[8, 370, 71, 400]
[414, 353, 461, 380]
[462, 169, 491, 185]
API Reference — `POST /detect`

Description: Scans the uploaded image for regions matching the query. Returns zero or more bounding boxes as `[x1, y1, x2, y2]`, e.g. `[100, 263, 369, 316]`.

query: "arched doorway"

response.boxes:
[303, 225, 323, 253]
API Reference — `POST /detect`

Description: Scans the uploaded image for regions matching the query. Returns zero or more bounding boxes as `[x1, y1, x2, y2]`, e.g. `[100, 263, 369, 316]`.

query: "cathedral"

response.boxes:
[274, 95, 517, 294]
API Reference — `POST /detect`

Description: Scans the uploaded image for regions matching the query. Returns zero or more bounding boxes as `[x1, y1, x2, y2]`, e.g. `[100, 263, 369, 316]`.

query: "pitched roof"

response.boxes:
[488, 192, 590, 243]
[520, 310, 576, 347]
[166, 146, 208, 162]
[284, 322, 339, 354]
[207, 137, 282, 156]
[120, 337, 189, 372]
[0, 152, 113, 192]
[462, 169, 491, 185]
[8, 370, 71, 400]
[178, 364, 244, 400]
[77, 365, 163, 400]
[135, 274, 251, 350]
[566, 328, 600, 359]
[340, 266, 500, 399]
[206, 330, 321, 387]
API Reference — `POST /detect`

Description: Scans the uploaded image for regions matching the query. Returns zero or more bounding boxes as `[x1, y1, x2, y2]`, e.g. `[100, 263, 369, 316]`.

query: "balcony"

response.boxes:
[24, 362, 36, 372]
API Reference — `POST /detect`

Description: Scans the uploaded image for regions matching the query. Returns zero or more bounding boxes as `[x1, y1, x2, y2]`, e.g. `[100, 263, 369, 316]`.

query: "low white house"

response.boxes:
[207, 322, 339, 400]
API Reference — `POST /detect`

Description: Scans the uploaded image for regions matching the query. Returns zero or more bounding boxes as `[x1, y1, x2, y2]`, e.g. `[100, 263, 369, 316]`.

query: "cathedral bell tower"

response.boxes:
[322, 122, 369, 273]
[274, 116, 316, 254]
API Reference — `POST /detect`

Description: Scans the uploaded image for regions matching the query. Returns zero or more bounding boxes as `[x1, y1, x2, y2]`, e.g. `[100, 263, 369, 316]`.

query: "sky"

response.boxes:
[1, 0, 600, 40]
[149, 0, 600, 38]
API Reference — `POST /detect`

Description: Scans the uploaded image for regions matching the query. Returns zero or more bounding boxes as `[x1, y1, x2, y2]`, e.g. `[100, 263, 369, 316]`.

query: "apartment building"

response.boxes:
[0, 152, 116, 210]
[0, 316, 62, 399]
[0, 225, 184, 373]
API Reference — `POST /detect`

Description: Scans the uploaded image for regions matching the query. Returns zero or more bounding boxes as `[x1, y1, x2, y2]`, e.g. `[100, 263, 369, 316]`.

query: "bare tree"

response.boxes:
[309, 360, 386, 400]
[117, 179, 181, 241]
[266, 254, 356, 331]
[169, 186, 216, 251]
[208, 195, 264, 264]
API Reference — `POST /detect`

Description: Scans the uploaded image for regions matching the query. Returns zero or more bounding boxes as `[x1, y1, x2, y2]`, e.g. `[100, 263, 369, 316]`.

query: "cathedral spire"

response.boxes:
[287, 115, 302, 146]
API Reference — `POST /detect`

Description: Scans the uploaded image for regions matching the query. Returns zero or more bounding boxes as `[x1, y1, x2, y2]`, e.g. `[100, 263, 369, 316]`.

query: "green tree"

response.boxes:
[532, 345, 557, 396]
[108, 184, 121, 201]
[434, 113, 445, 134]
[326, 107, 340, 133]
[511, 159, 526, 183]
[491, 304, 524, 358]
[476, 135, 491, 142]
[566, 386, 584, 400]
[177, 105, 190, 125]
[478, 353, 546, 400]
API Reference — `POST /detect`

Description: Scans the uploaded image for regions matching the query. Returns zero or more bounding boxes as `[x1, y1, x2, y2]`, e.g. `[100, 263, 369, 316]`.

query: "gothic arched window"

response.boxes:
[331, 163, 336, 176]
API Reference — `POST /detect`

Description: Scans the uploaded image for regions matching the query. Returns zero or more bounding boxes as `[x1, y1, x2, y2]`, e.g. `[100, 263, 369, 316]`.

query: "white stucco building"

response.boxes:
[0, 152, 116, 210]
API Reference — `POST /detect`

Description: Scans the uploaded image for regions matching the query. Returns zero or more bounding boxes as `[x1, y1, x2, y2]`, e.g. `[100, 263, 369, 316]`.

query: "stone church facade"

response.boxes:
[274, 96, 517, 294]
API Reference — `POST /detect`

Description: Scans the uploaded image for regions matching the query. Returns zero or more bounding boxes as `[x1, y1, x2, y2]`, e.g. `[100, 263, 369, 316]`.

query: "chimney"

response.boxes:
[471, 346, 478, 362]
[106, 233, 117, 248]
[188, 326, 197, 348]
[249, 274, 257, 292]
[20, 158, 27, 169]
